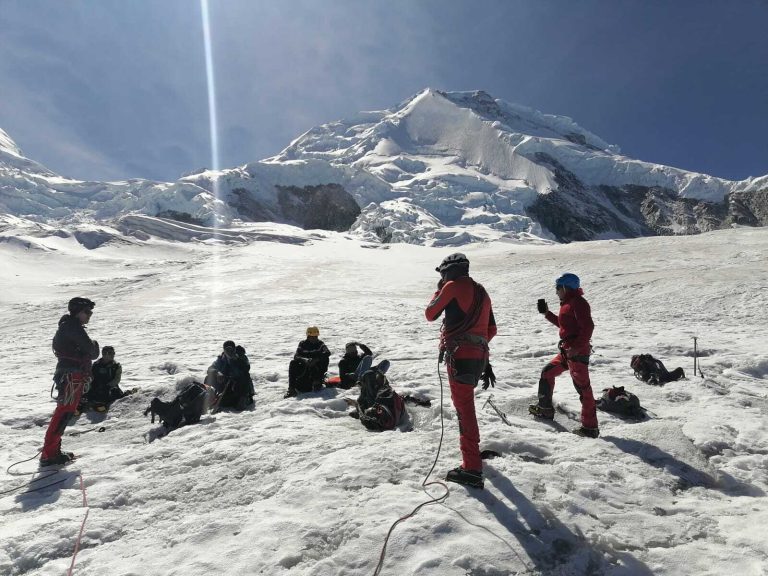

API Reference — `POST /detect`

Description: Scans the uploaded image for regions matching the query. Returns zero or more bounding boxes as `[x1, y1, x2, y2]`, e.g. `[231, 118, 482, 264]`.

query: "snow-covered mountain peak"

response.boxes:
[1, 88, 766, 248]
[0, 128, 22, 157]
[0, 127, 57, 176]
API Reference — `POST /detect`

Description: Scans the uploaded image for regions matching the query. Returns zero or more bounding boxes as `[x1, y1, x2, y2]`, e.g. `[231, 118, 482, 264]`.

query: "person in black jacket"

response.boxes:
[337, 342, 372, 389]
[285, 327, 331, 397]
[83, 346, 124, 411]
[41, 297, 100, 466]
[206, 341, 254, 410]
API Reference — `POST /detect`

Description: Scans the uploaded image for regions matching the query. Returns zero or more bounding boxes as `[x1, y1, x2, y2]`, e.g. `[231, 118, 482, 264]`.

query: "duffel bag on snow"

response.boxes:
[596, 386, 642, 416]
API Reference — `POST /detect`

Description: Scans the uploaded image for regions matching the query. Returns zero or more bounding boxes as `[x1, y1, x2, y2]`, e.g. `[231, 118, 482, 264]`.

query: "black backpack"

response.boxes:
[630, 354, 665, 385]
[596, 386, 642, 416]
[356, 368, 405, 431]
[145, 382, 208, 430]
[631, 354, 686, 385]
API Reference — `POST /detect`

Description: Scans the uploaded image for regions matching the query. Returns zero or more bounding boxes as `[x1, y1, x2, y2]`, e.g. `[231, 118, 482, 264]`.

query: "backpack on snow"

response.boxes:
[630, 354, 685, 386]
[144, 382, 208, 430]
[356, 366, 405, 431]
[596, 386, 642, 417]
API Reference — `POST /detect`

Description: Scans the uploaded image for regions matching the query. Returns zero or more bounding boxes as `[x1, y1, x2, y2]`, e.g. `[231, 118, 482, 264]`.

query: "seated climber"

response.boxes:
[285, 326, 331, 398]
[206, 340, 254, 410]
[83, 345, 125, 411]
[337, 342, 373, 389]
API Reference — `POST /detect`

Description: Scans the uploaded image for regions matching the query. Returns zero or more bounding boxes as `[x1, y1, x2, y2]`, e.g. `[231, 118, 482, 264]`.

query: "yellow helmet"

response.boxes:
[306, 326, 320, 337]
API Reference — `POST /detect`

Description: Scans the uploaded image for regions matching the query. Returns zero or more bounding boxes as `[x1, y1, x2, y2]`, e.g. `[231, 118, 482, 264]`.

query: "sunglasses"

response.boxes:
[82, 309, 94, 316]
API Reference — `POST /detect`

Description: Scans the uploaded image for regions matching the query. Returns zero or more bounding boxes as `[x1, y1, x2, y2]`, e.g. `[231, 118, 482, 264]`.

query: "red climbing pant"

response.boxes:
[42, 372, 88, 459]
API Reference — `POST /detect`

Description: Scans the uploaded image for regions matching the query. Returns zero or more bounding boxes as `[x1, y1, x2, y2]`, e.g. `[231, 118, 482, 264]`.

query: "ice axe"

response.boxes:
[482, 394, 511, 426]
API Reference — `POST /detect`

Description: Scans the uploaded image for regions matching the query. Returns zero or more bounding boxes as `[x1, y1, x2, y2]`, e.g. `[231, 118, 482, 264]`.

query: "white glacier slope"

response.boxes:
[1, 226, 767, 575]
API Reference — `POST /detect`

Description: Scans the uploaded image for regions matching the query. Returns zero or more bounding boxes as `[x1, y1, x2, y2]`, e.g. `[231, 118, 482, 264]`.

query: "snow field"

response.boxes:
[1, 226, 767, 575]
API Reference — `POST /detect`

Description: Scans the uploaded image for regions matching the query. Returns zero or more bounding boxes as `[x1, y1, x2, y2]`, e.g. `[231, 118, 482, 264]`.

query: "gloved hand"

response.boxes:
[537, 299, 548, 314]
[481, 362, 496, 390]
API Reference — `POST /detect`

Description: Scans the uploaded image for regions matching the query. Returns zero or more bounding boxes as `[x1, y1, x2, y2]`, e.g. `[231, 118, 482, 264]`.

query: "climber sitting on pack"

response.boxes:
[285, 327, 331, 398]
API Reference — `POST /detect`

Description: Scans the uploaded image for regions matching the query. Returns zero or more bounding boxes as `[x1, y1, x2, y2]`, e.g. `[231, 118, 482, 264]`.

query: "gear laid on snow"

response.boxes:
[480, 449, 502, 460]
[631, 354, 685, 385]
[353, 363, 406, 431]
[144, 382, 209, 431]
[596, 386, 643, 417]
[482, 395, 512, 426]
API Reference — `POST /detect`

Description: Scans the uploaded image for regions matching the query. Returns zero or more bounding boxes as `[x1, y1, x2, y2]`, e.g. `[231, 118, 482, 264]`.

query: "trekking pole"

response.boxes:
[693, 336, 698, 377]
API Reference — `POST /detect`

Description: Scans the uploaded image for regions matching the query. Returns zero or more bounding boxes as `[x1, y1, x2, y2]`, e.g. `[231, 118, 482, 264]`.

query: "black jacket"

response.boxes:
[338, 344, 373, 388]
[52, 315, 99, 372]
[294, 339, 331, 361]
[91, 359, 122, 390]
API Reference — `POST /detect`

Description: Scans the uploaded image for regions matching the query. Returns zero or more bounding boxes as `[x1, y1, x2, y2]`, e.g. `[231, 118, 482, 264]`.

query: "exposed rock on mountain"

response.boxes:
[275, 184, 360, 231]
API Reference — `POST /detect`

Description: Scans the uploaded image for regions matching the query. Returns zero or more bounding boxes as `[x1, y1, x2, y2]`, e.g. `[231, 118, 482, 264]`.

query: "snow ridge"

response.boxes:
[1, 88, 766, 247]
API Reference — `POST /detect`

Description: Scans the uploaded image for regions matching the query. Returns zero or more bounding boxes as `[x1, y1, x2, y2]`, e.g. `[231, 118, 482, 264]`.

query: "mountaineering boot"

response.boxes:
[40, 451, 76, 467]
[573, 426, 600, 438]
[445, 466, 484, 489]
[529, 404, 555, 420]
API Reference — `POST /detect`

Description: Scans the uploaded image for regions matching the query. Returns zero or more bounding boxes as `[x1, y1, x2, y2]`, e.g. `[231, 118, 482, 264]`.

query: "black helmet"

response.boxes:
[436, 253, 470, 274]
[68, 297, 95, 315]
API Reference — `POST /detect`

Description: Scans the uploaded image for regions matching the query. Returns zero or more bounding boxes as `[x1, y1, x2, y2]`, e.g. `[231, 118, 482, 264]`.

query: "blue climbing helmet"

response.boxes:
[555, 273, 580, 290]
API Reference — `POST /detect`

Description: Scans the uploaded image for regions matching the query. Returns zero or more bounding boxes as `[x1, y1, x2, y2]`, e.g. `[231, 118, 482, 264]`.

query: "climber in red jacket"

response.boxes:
[530, 273, 599, 438]
[425, 253, 497, 489]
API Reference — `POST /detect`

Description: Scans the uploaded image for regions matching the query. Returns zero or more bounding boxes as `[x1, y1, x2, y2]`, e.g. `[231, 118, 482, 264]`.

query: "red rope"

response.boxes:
[67, 473, 89, 576]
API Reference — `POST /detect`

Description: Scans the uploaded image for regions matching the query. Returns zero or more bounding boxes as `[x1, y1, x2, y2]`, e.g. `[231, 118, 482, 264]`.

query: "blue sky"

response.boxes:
[1, 0, 766, 182]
